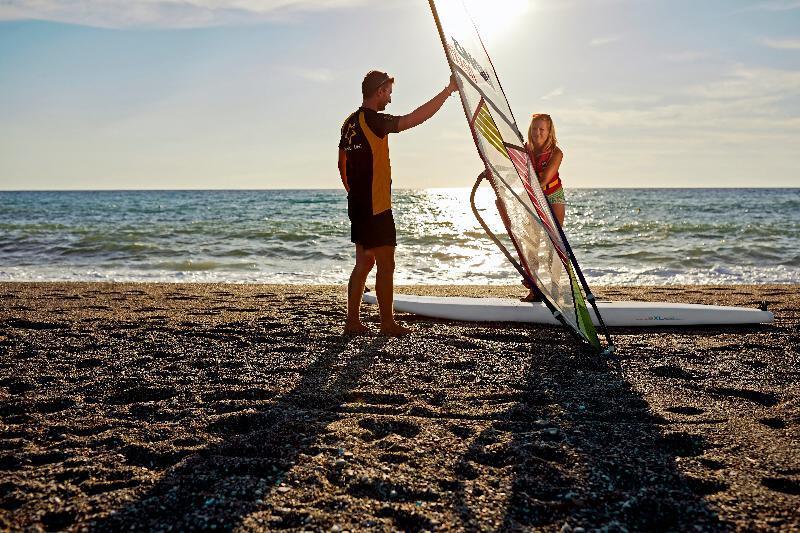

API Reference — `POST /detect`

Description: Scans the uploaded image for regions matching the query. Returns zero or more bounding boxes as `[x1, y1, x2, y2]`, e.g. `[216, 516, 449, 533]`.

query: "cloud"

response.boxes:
[0, 0, 377, 29]
[541, 87, 564, 100]
[684, 64, 800, 100]
[662, 50, 708, 63]
[530, 0, 637, 12]
[589, 34, 622, 47]
[758, 37, 800, 49]
[287, 66, 333, 83]
[544, 63, 800, 160]
[738, 0, 800, 11]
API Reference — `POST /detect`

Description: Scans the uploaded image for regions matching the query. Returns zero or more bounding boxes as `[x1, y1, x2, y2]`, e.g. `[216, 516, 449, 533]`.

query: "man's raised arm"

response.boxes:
[397, 75, 458, 132]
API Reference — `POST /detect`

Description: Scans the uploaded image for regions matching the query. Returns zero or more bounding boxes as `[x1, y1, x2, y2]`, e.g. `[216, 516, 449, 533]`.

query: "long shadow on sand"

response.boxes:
[451, 343, 730, 531]
[89, 334, 388, 531]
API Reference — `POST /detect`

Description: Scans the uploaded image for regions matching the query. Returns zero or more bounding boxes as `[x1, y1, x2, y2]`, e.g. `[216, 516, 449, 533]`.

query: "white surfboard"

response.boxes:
[362, 293, 773, 326]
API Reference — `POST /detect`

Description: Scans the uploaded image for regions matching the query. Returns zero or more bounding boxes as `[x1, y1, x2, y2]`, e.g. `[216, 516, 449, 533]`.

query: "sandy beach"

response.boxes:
[0, 282, 798, 531]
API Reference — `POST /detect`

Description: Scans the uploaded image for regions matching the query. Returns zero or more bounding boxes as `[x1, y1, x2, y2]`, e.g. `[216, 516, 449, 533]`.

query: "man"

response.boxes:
[338, 70, 458, 336]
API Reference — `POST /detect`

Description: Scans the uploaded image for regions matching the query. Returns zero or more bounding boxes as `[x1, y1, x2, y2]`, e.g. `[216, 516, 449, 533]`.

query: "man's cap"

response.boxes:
[362, 70, 394, 97]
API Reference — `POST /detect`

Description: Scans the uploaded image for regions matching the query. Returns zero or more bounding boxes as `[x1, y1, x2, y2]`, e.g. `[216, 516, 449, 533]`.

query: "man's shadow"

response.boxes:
[451, 340, 729, 531]
[90, 334, 388, 531]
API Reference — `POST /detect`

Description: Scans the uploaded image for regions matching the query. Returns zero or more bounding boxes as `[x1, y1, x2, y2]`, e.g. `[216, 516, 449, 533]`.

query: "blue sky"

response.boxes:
[1, 0, 798, 190]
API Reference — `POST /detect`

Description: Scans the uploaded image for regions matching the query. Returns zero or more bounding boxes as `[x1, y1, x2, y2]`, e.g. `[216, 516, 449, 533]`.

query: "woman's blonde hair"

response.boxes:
[528, 114, 557, 153]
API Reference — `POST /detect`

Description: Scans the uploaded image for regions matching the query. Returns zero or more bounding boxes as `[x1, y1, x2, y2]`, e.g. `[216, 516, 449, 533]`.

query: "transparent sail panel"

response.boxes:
[430, 0, 599, 346]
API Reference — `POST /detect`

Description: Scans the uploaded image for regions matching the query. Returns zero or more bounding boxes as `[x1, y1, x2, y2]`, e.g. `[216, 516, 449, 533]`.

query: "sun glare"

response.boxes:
[463, 0, 530, 40]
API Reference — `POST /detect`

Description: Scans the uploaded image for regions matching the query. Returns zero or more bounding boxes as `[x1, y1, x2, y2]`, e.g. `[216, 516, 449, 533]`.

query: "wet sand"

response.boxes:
[0, 282, 798, 531]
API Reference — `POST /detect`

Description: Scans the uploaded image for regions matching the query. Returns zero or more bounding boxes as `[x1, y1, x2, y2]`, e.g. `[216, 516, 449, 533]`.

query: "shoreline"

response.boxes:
[1, 280, 798, 293]
[1, 283, 798, 530]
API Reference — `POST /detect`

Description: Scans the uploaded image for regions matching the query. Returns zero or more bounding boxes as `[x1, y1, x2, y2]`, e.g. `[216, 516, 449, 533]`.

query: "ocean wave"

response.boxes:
[1, 263, 796, 285]
[581, 264, 799, 285]
[1, 189, 798, 285]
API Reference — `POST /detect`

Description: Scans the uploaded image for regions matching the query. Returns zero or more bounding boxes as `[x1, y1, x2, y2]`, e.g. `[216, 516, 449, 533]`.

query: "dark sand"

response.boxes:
[0, 283, 798, 532]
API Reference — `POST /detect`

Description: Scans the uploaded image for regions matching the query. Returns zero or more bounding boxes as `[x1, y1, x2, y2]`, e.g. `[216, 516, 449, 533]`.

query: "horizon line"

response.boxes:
[1, 186, 799, 193]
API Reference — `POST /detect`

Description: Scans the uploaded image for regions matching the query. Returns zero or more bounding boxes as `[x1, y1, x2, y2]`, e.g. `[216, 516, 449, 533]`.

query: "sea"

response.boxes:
[0, 189, 797, 286]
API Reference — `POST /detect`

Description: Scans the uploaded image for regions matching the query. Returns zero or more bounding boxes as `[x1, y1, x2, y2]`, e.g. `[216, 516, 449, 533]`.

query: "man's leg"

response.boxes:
[372, 245, 411, 336]
[345, 244, 375, 334]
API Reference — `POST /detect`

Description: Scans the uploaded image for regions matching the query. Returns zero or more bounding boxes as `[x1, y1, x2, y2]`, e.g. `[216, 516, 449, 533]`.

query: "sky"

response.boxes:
[0, 0, 799, 190]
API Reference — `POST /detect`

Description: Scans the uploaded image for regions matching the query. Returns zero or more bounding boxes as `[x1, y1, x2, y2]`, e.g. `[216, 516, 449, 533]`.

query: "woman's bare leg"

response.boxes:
[551, 203, 565, 226]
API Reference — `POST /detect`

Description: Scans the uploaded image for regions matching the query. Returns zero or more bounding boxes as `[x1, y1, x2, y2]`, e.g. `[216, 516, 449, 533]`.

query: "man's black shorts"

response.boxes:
[350, 209, 397, 249]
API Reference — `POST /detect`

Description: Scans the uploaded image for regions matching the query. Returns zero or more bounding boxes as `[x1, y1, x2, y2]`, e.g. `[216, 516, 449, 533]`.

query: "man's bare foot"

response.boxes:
[379, 322, 413, 337]
[343, 320, 371, 335]
[521, 290, 542, 302]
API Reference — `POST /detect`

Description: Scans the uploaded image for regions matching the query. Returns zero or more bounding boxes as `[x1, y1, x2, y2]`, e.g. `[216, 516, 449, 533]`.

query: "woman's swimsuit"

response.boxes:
[533, 150, 565, 205]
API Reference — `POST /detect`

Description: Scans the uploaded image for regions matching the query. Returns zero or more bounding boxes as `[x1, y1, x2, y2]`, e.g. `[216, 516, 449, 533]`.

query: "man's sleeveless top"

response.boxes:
[338, 107, 400, 217]
[533, 150, 562, 196]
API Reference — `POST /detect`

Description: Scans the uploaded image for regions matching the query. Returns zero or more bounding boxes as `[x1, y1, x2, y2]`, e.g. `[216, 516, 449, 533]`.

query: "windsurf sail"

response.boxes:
[428, 0, 613, 351]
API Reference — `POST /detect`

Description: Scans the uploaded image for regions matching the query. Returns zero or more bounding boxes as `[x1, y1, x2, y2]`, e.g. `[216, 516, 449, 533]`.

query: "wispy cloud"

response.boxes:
[758, 37, 800, 49]
[530, 0, 638, 13]
[541, 87, 564, 100]
[546, 64, 800, 160]
[287, 66, 334, 83]
[739, 0, 800, 11]
[0, 0, 377, 29]
[589, 34, 623, 47]
[732, 0, 800, 15]
[662, 50, 708, 63]
[684, 64, 800, 100]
